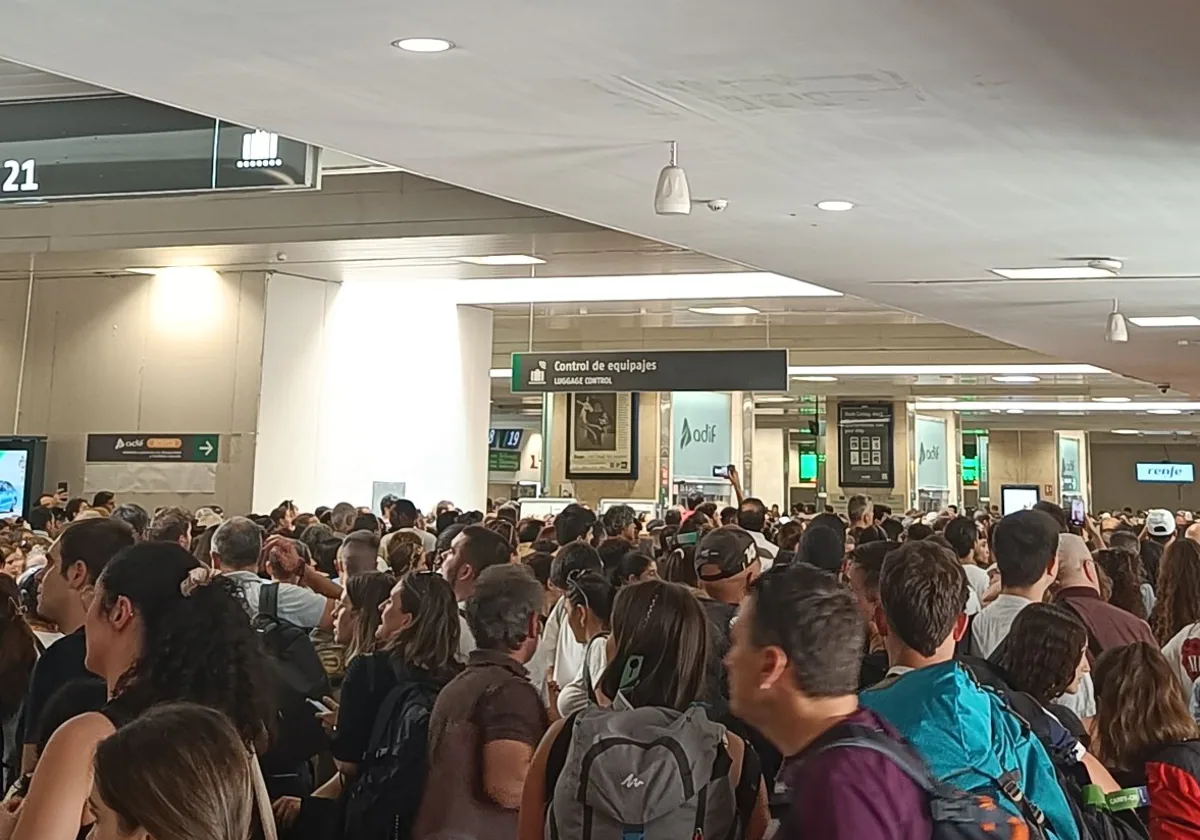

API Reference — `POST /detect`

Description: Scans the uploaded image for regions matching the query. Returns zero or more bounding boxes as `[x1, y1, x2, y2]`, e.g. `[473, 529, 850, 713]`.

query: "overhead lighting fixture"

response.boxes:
[816, 200, 854, 212]
[1129, 316, 1200, 327]
[755, 395, 795, 404]
[1094, 396, 1132, 403]
[447, 272, 839, 305]
[921, 397, 958, 403]
[125, 267, 161, 275]
[989, 266, 1118, 281]
[913, 400, 1200, 412]
[688, 306, 760, 316]
[786, 364, 1106, 376]
[792, 375, 838, 383]
[1112, 429, 1140, 435]
[490, 368, 510, 379]
[1005, 409, 1025, 414]
[392, 37, 454, 53]
[992, 375, 1041, 384]
[455, 255, 545, 266]
[1106, 305, 1129, 343]
[654, 141, 691, 216]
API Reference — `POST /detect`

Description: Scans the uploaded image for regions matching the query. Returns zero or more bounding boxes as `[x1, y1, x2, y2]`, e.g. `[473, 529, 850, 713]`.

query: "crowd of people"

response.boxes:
[0, 485, 1198, 838]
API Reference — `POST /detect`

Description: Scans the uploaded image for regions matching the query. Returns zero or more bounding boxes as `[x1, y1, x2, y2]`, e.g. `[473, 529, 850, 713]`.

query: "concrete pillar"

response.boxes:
[253, 274, 493, 512]
[986, 429, 1058, 505]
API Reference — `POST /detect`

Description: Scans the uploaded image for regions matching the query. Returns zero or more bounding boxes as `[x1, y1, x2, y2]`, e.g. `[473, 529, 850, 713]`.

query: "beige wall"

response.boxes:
[547, 392, 660, 508]
[1090, 440, 1200, 511]
[987, 429, 1058, 504]
[6, 271, 266, 513]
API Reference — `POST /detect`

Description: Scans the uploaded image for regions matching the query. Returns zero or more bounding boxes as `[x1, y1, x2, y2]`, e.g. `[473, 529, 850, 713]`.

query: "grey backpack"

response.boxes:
[545, 704, 742, 840]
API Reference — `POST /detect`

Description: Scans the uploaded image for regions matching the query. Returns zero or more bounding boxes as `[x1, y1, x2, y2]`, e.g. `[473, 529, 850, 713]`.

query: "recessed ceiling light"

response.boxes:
[792, 375, 838, 383]
[989, 266, 1117, 280]
[786, 364, 1106, 376]
[1005, 408, 1025, 414]
[688, 306, 760, 316]
[755, 395, 795, 403]
[1112, 429, 1140, 435]
[1128, 316, 1200, 327]
[392, 37, 454, 53]
[816, 200, 854, 212]
[1094, 396, 1132, 403]
[992, 375, 1041, 384]
[921, 397, 957, 403]
[455, 254, 544, 266]
[1148, 408, 1184, 415]
[914, 400, 1200, 411]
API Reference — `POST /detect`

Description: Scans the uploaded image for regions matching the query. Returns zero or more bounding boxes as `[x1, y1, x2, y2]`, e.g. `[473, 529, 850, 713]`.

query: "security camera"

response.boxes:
[705, 198, 728, 212]
[1158, 383, 1172, 395]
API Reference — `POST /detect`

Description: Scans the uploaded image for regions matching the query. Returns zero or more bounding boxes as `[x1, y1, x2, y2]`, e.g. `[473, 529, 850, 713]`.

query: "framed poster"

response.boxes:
[567, 393, 638, 479]
[837, 402, 894, 488]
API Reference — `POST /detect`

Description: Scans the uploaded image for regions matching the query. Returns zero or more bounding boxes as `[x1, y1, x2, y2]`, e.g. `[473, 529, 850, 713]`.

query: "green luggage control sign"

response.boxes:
[86, 434, 220, 463]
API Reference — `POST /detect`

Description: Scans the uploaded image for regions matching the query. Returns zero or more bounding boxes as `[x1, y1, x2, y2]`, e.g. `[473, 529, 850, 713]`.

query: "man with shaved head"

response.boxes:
[1053, 534, 1155, 662]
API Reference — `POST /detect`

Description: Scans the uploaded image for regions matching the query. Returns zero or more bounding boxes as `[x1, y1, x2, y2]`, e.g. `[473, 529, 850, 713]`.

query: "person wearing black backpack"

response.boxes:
[274, 570, 462, 840]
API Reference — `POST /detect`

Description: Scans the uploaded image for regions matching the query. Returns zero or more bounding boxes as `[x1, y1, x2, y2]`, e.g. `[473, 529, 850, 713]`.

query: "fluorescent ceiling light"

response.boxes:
[1093, 396, 1131, 403]
[792, 375, 838, 383]
[992, 375, 1041, 384]
[1128, 316, 1200, 327]
[449, 272, 840, 305]
[755, 395, 794, 403]
[125, 267, 161, 275]
[1005, 409, 1025, 414]
[392, 37, 454, 53]
[989, 266, 1117, 280]
[455, 254, 545, 266]
[921, 397, 957, 402]
[1112, 429, 1140, 435]
[688, 306, 760, 316]
[787, 364, 1106, 376]
[816, 200, 854, 212]
[913, 400, 1200, 412]
[490, 368, 510, 379]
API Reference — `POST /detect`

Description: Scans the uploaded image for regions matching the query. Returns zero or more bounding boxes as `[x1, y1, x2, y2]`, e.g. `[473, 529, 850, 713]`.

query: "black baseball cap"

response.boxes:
[695, 526, 758, 582]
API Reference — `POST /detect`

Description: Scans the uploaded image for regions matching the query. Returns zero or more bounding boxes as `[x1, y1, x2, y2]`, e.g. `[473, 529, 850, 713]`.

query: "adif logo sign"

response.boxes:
[1137, 462, 1195, 483]
[679, 418, 718, 449]
[918, 442, 940, 465]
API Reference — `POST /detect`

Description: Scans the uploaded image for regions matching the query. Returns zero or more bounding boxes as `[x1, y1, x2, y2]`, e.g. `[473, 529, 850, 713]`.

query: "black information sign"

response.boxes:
[838, 402, 894, 488]
[0, 95, 318, 203]
[86, 434, 219, 464]
[489, 429, 524, 451]
[511, 349, 788, 393]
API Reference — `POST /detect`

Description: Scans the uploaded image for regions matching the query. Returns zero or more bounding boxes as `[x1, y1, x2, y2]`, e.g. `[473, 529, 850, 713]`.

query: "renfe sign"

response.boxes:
[1136, 462, 1195, 483]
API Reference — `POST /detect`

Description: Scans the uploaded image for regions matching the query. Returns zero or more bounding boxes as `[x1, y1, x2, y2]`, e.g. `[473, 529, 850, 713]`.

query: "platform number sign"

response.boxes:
[2, 159, 38, 193]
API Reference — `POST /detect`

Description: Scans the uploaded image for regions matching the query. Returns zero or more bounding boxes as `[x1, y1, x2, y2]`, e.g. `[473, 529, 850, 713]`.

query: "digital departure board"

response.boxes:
[0, 95, 319, 202]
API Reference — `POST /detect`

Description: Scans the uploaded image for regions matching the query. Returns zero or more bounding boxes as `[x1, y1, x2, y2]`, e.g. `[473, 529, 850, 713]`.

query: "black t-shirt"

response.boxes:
[22, 628, 94, 747]
[331, 652, 399, 764]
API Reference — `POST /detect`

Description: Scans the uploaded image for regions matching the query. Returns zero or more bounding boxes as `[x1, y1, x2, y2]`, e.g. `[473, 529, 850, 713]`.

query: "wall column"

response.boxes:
[986, 429, 1058, 505]
[254, 275, 493, 513]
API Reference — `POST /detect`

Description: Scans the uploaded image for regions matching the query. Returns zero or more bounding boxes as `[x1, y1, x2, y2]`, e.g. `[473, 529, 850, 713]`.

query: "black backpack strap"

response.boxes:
[733, 741, 762, 837]
[259, 581, 279, 619]
[545, 713, 580, 840]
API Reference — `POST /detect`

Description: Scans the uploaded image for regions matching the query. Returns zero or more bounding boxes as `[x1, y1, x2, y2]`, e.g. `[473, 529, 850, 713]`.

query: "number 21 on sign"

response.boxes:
[1, 160, 38, 193]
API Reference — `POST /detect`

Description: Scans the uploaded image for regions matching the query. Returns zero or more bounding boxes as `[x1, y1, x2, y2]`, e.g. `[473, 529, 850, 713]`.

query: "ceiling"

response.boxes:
[2, 0, 1200, 394]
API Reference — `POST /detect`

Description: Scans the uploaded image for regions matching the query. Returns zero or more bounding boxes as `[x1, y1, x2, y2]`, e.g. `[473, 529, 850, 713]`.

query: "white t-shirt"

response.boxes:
[226, 570, 329, 630]
[962, 563, 991, 603]
[1054, 672, 1097, 719]
[557, 634, 608, 718]
[970, 593, 1032, 659]
[1162, 622, 1200, 702]
[456, 601, 476, 662]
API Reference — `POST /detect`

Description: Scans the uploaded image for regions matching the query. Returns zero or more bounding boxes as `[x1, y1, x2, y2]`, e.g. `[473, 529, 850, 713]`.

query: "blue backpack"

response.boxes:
[861, 661, 1080, 840]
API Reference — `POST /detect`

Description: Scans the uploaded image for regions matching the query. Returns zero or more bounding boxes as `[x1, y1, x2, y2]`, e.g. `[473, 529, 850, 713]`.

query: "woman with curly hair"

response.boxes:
[1093, 547, 1150, 620]
[2, 542, 273, 840]
[994, 603, 1090, 712]
[1151, 539, 1200, 646]
[1093, 643, 1200, 834]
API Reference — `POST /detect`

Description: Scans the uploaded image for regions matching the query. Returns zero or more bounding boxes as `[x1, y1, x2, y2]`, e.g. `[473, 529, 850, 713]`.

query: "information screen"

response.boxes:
[0, 450, 29, 516]
[0, 95, 318, 202]
[1136, 462, 1195, 483]
[488, 429, 524, 450]
[1000, 484, 1040, 516]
